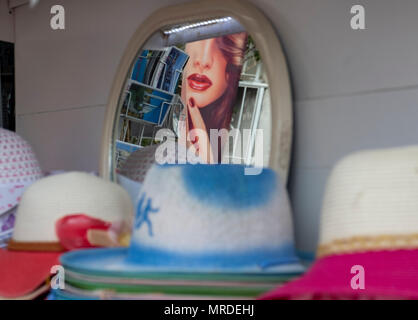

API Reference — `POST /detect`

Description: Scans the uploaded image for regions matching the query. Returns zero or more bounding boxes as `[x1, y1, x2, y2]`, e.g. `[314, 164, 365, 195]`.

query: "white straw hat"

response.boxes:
[263, 145, 418, 300]
[9, 172, 133, 250]
[0, 171, 134, 299]
[0, 128, 42, 215]
[318, 145, 418, 257]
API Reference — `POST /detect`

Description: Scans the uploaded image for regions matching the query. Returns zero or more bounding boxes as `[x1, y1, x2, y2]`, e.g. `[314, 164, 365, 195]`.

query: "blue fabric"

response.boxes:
[60, 247, 302, 275]
[126, 242, 299, 270]
[178, 164, 277, 209]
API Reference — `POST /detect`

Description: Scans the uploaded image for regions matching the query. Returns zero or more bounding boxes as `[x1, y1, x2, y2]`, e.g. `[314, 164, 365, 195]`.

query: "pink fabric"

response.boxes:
[260, 250, 418, 300]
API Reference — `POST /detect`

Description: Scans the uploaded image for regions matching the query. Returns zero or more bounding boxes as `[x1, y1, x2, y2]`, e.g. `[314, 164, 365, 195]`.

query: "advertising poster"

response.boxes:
[180, 32, 248, 163]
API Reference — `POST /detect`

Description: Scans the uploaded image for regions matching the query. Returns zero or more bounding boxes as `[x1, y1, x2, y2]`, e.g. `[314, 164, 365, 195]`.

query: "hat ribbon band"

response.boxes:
[317, 233, 418, 258]
[7, 239, 65, 252]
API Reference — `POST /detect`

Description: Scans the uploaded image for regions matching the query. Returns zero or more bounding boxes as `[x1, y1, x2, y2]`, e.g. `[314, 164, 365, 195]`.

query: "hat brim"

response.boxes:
[61, 248, 305, 276]
[260, 249, 418, 300]
[0, 249, 61, 298]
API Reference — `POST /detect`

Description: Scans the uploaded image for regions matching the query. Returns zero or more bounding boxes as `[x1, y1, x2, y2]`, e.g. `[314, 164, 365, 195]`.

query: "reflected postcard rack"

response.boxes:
[116, 48, 189, 168]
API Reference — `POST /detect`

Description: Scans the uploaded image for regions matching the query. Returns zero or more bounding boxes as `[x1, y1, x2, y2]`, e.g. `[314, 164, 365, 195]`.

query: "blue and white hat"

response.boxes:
[61, 164, 303, 274]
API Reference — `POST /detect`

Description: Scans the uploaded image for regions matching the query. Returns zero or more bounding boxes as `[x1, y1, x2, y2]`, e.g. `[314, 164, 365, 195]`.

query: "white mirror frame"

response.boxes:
[99, 0, 293, 183]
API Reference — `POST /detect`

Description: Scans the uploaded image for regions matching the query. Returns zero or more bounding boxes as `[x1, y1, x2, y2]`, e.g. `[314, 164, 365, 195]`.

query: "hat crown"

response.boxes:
[12, 172, 133, 243]
[318, 145, 418, 257]
[0, 128, 42, 216]
[127, 164, 299, 270]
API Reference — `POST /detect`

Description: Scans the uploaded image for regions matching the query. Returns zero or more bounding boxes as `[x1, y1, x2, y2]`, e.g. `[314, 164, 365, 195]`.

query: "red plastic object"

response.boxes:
[55, 214, 111, 250]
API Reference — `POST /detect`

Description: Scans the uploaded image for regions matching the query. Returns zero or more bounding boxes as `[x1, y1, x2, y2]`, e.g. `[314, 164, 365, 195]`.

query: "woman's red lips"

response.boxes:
[187, 74, 212, 91]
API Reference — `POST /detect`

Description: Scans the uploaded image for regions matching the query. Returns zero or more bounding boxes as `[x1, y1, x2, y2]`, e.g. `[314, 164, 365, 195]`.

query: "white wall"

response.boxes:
[13, 0, 418, 255]
[14, 0, 177, 171]
[0, 0, 14, 43]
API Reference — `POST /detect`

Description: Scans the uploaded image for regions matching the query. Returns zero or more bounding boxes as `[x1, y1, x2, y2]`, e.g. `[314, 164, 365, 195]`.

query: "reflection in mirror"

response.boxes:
[114, 16, 271, 181]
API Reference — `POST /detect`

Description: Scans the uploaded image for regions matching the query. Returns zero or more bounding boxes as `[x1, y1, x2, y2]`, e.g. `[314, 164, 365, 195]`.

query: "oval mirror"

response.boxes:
[100, 0, 292, 184]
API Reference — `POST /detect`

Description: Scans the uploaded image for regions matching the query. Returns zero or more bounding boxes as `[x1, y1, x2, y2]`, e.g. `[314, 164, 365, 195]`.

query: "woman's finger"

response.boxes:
[187, 97, 207, 132]
[187, 98, 215, 163]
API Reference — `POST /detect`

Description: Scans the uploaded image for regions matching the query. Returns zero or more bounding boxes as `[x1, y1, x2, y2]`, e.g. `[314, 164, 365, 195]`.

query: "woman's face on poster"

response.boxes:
[182, 38, 229, 108]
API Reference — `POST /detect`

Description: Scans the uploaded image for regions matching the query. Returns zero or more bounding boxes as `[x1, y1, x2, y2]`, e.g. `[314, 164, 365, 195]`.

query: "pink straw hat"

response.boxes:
[262, 145, 418, 300]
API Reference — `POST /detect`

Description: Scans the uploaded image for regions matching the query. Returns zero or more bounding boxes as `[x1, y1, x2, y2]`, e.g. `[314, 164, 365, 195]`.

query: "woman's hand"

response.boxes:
[187, 98, 215, 164]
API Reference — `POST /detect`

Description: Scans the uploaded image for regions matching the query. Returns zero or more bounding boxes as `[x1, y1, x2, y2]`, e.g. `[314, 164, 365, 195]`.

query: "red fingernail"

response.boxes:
[189, 98, 195, 108]
[192, 136, 199, 143]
